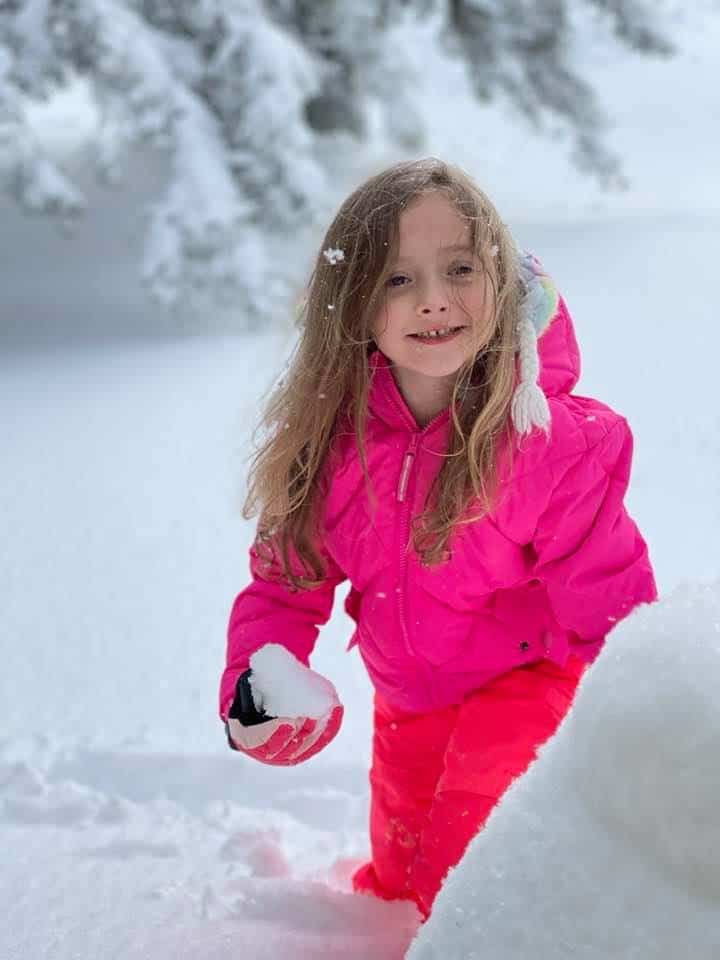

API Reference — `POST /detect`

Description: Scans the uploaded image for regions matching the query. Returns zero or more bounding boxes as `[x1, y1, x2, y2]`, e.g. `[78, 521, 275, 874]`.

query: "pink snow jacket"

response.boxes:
[221, 284, 657, 718]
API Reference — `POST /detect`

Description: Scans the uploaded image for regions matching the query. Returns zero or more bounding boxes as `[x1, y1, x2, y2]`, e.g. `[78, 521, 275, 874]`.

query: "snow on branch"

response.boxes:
[0, 0, 679, 321]
[446, 0, 672, 186]
[584, 0, 675, 54]
[1, 0, 326, 319]
[0, 44, 85, 215]
[142, 87, 265, 311]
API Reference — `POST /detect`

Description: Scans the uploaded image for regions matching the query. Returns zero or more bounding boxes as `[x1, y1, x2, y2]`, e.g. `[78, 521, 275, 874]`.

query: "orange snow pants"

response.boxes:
[352, 655, 586, 919]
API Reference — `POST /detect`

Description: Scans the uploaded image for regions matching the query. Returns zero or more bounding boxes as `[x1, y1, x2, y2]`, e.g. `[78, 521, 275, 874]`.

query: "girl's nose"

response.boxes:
[416, 290, 449, 316]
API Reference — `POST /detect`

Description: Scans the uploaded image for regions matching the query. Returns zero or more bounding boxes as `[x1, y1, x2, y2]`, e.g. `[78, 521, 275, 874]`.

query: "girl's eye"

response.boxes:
[387, 274, 410, 288]
[449, 263, 474, 277]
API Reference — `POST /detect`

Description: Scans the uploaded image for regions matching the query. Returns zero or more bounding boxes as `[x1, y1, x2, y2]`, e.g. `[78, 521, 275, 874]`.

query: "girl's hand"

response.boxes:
[226, 704, 344, 765]
[224, 666, 344, 765]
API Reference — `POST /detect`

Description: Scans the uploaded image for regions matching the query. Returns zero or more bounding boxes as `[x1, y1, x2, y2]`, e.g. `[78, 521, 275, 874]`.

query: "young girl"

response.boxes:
[219, 158, 657, 920]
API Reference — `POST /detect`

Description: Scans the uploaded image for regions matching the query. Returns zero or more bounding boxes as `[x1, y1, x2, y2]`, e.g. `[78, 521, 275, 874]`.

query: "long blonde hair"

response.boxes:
[244, 158, 522, 589]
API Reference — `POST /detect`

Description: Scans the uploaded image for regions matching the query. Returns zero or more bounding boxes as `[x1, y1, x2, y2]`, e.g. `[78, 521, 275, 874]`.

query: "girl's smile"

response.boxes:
[408, 324, 468, 344]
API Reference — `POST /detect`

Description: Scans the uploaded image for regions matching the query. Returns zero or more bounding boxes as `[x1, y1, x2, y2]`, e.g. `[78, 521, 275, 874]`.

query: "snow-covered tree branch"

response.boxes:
[1, 0, 674, 318]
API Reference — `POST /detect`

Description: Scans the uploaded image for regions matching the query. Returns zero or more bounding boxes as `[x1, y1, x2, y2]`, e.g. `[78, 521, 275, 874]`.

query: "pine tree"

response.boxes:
[0, 0, 673, 318]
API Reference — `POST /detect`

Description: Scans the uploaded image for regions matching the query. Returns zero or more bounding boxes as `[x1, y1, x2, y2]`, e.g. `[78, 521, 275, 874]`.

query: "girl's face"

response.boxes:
[371, 191, 495, 400]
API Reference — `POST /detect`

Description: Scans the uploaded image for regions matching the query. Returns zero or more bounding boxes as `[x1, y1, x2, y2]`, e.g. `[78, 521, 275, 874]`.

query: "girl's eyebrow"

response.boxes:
[440, 243, 475, 253]
[392, 243, 475, 264]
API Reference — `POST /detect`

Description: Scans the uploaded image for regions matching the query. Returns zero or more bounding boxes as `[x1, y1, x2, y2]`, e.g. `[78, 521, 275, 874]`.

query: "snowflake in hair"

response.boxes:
[323, 247, 345, 265]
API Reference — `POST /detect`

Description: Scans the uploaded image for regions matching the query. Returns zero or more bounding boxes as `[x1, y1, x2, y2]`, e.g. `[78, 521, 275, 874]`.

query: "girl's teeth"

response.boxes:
[417, 328, 457, 339]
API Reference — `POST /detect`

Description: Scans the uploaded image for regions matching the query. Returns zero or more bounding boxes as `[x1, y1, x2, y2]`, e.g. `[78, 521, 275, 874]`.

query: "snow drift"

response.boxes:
[406, 581, 720, 958]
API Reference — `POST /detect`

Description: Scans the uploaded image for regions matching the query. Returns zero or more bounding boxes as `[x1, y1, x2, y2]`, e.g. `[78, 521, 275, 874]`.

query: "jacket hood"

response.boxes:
[367, 257, 581, 432]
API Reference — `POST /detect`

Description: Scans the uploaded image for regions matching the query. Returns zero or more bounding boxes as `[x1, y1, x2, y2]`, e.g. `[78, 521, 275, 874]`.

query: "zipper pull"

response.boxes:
[396, 437, 418, 502]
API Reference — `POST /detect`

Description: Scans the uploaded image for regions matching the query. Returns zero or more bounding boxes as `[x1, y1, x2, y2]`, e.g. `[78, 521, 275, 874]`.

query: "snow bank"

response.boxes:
[407, 581, 720, 958]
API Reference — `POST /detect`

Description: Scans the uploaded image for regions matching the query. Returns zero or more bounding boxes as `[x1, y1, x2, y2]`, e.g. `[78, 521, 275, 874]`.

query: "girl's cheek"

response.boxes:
[371, 307, 390, 337]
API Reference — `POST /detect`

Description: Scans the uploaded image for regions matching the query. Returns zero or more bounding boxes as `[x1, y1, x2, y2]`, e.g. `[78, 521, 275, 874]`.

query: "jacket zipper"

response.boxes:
[396, 440, 417, 503]
[396, 433, 419, 656]
[393, 407, 450, 662]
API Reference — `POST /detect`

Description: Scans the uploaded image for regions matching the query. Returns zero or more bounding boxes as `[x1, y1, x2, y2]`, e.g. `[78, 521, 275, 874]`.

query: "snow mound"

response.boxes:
[407, 581, 720, 959]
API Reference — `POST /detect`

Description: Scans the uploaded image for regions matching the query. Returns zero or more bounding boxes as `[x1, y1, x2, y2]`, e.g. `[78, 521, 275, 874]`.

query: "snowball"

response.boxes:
[248, 644, 339, 720]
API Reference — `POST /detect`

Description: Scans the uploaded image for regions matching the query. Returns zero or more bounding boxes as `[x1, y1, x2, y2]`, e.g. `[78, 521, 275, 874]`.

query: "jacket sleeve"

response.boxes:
[219, 532, 347, 720]
[530, 416, 658, 652]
